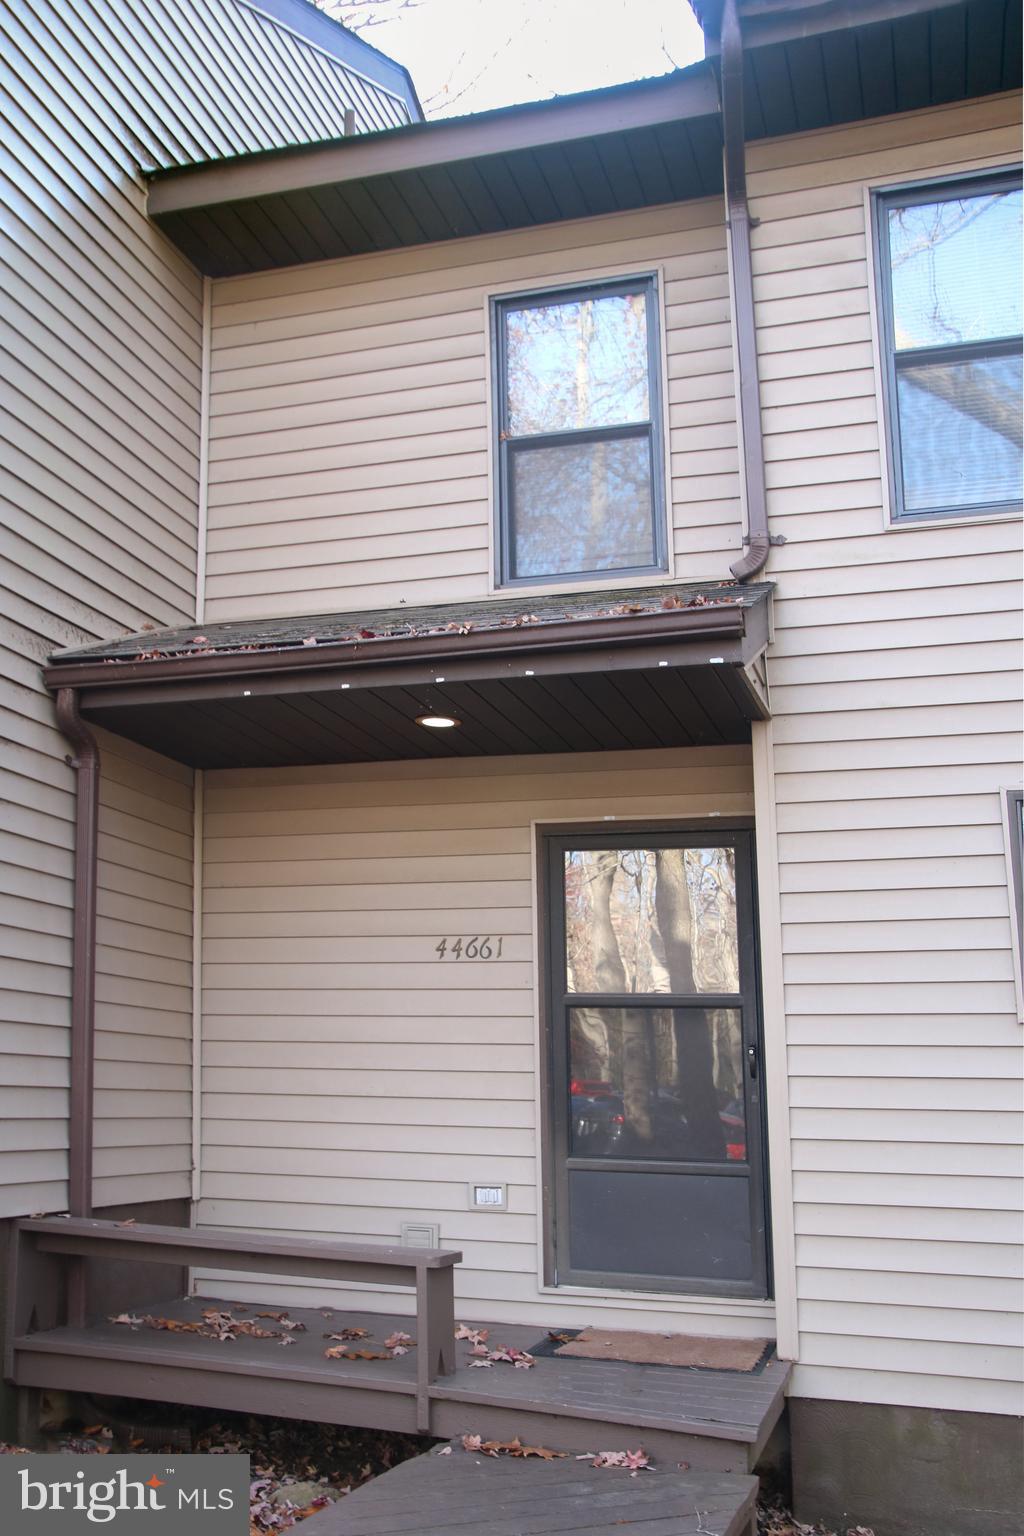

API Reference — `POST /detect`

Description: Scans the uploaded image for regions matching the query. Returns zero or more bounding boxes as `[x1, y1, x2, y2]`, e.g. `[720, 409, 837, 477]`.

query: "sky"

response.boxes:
[330, 0, 707, 118]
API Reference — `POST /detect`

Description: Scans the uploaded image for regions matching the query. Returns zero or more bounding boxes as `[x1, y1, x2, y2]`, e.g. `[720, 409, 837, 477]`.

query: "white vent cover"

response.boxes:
[400, 1221, 440, 1249]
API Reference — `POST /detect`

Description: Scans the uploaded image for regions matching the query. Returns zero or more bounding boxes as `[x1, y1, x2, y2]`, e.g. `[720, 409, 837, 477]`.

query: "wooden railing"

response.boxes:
[7, 1217, 462, 1432]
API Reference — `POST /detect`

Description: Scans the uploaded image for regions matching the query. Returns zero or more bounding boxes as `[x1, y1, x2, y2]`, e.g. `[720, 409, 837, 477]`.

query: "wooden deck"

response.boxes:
[303, 1440, 759, 1536]
[9, 1293, 789, 1473]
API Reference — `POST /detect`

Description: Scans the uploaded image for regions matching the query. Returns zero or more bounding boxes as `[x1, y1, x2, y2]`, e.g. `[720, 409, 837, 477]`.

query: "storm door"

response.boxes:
[544, 828, 768, 1297]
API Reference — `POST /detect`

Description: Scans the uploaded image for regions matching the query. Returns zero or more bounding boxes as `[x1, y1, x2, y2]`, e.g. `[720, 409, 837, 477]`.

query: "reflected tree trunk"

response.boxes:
[655, 850, 726, 1158]
[590, 851, 652, 1143]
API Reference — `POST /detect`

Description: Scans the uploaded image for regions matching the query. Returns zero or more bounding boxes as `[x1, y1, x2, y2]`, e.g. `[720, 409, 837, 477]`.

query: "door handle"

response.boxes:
[747, 1044, 758, 1080]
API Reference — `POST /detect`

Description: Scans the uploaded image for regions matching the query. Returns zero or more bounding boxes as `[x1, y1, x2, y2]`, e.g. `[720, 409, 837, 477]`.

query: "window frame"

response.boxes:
[491, 273, 668, 588]
[871, 167, 1023, 525]
[1002, 787, 1024, 1025]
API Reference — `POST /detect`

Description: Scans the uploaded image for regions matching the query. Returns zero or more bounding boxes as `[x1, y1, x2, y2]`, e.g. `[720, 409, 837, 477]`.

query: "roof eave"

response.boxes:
[145, 65, 720, 218]
[44, 598, 765, 701]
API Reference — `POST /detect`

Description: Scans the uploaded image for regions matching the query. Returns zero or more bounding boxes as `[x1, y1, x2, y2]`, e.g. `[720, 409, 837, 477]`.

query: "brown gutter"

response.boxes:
[43, 602, 749, 693]
[54, 692, 99, 1222]
[721, 0, 773, 583]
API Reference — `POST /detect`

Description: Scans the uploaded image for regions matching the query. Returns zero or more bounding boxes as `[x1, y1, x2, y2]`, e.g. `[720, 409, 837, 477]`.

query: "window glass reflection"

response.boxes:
[569, 1007, 745, 1162]
[564, 847, 738, 995]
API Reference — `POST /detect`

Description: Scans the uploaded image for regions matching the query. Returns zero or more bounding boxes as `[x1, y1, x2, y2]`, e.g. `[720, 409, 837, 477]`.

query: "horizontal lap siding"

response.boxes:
[196, 745, 771, 1333]
[93, 731, 193, 1207]
[750, 94, 1024, 1416]
[0, 0, 199, 1217]
[2, 0, 394, 1219]
[203, 203, 742, 621]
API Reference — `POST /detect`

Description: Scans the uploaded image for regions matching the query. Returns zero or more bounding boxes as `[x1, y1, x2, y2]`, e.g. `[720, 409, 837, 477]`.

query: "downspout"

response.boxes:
[55, 687, 100, 1326]
[190, 770, 204, 1217]
[721, 0, 773, 581]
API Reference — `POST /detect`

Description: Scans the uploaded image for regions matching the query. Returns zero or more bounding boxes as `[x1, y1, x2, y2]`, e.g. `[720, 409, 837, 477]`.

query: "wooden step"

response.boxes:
[304, 1439, 759, 1536]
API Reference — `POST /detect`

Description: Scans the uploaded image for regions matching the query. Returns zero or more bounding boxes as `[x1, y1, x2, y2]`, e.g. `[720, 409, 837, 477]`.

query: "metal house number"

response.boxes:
[434, 937, 504, 960]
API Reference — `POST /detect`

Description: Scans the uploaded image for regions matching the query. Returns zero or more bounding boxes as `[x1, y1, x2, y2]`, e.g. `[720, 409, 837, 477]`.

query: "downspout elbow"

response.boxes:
[730, 529, 771, 582]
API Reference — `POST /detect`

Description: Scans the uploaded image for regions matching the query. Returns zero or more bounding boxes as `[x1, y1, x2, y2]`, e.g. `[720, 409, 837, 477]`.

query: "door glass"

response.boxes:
[568, 1006, 745, 1162]
[564, 847, 738, 994]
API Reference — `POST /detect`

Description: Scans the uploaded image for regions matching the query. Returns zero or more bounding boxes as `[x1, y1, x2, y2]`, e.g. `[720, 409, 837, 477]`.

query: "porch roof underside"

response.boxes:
[45, 583, 772, 770]
[146, 0, 1020, 276]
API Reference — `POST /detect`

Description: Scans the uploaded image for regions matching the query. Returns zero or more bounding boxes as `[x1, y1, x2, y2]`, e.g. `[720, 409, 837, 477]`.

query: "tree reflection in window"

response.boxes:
[564, 848, 744, 1163]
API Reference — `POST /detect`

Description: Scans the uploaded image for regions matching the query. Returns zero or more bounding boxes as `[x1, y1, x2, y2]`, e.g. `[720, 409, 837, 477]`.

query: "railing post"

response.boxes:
[415, 1262, 456, 1434]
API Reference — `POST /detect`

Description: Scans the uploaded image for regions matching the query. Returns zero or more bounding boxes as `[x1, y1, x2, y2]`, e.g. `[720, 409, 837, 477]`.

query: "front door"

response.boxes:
[544, 827, 769, 1297]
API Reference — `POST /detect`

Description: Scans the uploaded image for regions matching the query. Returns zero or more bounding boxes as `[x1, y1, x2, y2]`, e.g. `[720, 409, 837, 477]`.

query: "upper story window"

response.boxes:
[493, 276, 667, 586]
[874, 171, 1022, 522]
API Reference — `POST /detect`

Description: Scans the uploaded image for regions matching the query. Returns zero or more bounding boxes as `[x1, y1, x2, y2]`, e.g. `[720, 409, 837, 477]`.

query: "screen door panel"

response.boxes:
[547, 831, 768, 1298]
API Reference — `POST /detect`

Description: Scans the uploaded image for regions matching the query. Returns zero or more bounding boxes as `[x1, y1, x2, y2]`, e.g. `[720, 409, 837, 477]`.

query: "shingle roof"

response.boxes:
[50, 581, 767, 667]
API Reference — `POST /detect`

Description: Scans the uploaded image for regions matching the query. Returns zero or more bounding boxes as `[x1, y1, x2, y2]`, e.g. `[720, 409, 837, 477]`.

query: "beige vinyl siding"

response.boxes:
[1, 0, 400, 1218]
[748, 94, 1024, 1417]
[195, 745, 771, 1334]
[203, 200, 742, 620]
[0, 0, 199, 1216]
[93, 731, 193, 1207]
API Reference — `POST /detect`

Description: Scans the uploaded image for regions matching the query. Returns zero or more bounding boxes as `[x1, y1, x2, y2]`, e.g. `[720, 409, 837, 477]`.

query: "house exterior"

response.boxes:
[1, 1, 1021, 1532]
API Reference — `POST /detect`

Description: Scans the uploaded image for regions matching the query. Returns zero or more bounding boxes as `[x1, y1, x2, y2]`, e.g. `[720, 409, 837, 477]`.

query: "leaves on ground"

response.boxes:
[323, 1328, 370, 1341]
[460, 1435, 565, 1460]
[758, 1499, 876, 1536]
[454, 1324, 489, 1346]
[467, 1345, 535, 1369]
[109, 1309, 283, 1343]
[323, 1345, 391, 1361]
[5, 1404, 427, 1535]
[581, 1449, 652, 1470]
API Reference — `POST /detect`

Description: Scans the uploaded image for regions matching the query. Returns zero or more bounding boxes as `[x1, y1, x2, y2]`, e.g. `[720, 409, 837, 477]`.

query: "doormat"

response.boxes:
[542, 1328, 773, 1373]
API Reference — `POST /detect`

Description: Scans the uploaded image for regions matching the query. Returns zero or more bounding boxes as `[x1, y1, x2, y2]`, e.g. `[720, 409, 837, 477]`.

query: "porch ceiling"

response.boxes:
[45, 582, 772, 770]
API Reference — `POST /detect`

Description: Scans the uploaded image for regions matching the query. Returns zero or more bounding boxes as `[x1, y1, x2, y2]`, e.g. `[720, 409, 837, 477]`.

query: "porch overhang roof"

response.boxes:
[144, 0, 1018, 277]
[44, 582, 772, 770]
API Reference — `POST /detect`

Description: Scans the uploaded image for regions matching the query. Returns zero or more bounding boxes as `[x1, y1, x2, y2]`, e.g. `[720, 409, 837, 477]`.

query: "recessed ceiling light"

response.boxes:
[416, 714, 461, 729]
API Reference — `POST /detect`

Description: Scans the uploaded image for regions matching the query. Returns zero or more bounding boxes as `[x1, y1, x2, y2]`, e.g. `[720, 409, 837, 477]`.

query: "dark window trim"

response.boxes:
[1004, 788, 1024, 1025]
[872, 165, 1023, 525]
[537, 820, 771, 1300]
[492, 274, 668, 588]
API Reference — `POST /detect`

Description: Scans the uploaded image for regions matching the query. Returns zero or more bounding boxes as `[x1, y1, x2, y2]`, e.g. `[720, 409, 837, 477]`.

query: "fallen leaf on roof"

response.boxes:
[323, 1328, 370, 1342]
[114, 1218, 137, 1228]
[436, 1445, 452, 1456]
[454, 1324, 488, 1346]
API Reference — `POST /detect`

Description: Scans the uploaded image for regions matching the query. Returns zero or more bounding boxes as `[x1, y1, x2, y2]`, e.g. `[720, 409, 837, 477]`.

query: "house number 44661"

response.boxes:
[435, 936, 504, 960]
